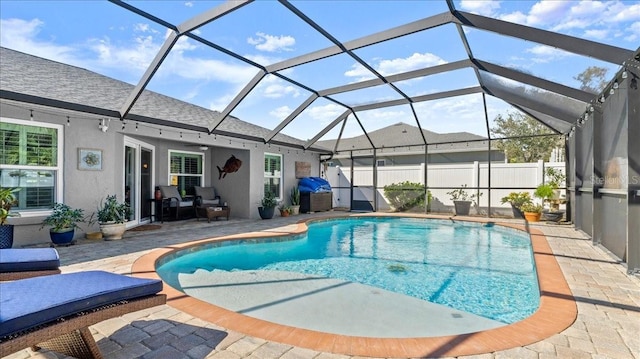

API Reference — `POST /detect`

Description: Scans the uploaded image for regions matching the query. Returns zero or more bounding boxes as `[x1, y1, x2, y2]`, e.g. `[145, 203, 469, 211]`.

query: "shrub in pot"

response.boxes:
[258, 191, 277, 219]
[447, 185, 482, 216]
[521, 203, 543, 222]
[500, 192, 532, 219]
[289, 187, 300, 215]
[97, 195, 130, 240]
[278, 204, 291, 217]
[40, 203, 86, 246]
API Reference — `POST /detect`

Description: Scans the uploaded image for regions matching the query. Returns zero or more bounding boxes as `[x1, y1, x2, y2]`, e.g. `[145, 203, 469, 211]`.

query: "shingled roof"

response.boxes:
[316, 122, 494, 154]
[0, 47, 310, 148]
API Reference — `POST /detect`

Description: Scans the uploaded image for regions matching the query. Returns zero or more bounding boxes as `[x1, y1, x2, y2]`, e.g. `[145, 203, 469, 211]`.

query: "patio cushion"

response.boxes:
[194, 186, 220, 205]
[0, 248, 60, 272]
[159, 185, 182, 201]
[0, 270, 163, 337]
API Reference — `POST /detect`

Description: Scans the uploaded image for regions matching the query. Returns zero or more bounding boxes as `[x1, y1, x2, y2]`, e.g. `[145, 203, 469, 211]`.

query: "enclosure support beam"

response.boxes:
[482, 93, 492, 218]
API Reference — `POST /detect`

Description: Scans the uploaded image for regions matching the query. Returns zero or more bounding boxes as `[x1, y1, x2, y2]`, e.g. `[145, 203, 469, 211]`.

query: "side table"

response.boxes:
[197, 206, 230, 222]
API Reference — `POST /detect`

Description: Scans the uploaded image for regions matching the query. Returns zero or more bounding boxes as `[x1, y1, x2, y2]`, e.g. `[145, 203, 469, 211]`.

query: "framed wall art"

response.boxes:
[78, 148, 103, 171]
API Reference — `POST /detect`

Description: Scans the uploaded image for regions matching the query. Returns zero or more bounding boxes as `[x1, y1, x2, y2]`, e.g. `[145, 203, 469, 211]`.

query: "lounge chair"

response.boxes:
[0, 270, 166, 358]
[0, 248, 61, 281]
[158, 185, 195, 220]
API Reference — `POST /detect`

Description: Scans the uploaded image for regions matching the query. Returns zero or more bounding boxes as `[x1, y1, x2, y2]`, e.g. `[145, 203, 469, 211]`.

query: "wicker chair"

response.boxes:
[158, 185, 195, 220]
[0, 271, 166, 359]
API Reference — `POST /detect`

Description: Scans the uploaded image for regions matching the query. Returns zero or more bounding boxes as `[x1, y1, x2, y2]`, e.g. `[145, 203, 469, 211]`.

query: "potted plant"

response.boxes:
[0, 188, 19, 248]
[40, 203, 86, 246]
[290, 187, 300, 215]
[97, 195, 130, 240]
[521, 202, 543, 222]
[278, 203, 291, 217]
[447, 185, 482, 216]
[258, 191, 277, 219]
[500, 192, 532, 219]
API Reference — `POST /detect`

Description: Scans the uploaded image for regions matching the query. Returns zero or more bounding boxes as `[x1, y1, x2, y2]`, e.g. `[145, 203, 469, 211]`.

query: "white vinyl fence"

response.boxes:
[326, 160, 566, 215]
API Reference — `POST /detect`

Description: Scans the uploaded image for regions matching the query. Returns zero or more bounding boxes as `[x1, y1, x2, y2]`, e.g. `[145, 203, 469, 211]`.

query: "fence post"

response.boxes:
[472, 161, 479, 190]
[538, 160, 545, 184]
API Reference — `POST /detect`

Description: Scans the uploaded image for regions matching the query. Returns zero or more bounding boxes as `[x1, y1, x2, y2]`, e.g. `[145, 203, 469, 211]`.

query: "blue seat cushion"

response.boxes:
[0, 271, 163, 337]
[0, 248, 60, 272]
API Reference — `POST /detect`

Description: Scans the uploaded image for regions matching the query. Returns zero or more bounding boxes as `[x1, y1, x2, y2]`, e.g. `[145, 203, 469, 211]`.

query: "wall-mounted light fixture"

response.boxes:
[98, 118, 110, 132]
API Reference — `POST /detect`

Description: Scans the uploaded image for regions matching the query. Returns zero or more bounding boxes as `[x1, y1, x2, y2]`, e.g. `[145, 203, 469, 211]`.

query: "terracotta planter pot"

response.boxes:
[524, 212, 542, 222]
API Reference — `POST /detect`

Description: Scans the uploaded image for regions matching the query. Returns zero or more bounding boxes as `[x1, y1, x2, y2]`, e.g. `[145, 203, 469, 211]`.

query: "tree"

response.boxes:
[490, 112, 563, 163]
[574, 66, 608, 94]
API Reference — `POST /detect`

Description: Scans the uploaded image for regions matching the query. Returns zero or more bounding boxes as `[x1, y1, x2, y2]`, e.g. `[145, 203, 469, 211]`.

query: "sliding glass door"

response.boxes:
[124, 137, 155, 227]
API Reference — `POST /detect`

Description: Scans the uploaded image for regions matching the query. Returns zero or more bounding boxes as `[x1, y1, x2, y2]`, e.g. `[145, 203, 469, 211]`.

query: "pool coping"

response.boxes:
[132, 213, 577, 358]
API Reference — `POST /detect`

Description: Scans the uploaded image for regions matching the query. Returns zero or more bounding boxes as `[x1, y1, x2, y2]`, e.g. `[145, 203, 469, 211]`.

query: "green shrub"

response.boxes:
[383, 181, 431, 212]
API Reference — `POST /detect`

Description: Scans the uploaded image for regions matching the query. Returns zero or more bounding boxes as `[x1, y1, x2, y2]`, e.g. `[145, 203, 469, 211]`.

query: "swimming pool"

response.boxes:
[157, 217, 540, 326]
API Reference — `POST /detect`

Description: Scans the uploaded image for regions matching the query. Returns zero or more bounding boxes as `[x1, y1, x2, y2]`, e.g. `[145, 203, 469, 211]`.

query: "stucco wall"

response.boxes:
[1, 100, 322, 246]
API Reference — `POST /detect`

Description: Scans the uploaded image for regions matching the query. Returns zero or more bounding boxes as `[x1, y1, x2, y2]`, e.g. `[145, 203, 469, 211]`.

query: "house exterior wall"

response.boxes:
[1, 100, 321, 246]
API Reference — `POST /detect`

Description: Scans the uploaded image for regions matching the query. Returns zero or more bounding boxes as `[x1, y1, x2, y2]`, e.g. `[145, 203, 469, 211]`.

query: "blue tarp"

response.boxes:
[298, 177, 332, 193]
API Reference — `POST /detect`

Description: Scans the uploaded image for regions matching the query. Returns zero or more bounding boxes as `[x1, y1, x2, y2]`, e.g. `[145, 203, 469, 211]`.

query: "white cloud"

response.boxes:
[345, 53, 446, 82]
[496, 1, 640, 45]
[269, 106, 292, 120]
[184, 2, 194, 7]
[344, 63, 375, 81]
[584, 29, 609, 40]
[525, 45, 573, 63]
[526, 1, 573, 27]
[625, 21, 640, 42]
[0, 18, 77, 64]
[262, 83, 301, 98]
[377, 53, 446, 76]
[247, 32, 295, 52]
[459, 0, 502, 16]
[306, 103, 345, 124]
[500, 11, 527, 24]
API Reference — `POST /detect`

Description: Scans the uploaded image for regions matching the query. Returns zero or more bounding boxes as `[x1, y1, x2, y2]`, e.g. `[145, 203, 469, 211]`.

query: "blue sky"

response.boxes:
[1, 1, 638, 142]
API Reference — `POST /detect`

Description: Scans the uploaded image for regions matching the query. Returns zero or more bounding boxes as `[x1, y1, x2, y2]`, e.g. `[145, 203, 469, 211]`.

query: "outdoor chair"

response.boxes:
[0, 248, 61, 281]
[194, 186, 221, 207]
[0, 270, 166, 359]
[158, 185, 195, 220]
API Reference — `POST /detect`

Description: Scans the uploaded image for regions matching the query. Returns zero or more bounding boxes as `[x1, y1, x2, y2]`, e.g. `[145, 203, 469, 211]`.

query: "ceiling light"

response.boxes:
[622, 70, 628, 79]
[609, 88, 615, 95]
[600, 94, 606, 103]
[613, 81, 619, 89]
[199, 146, 209, 151]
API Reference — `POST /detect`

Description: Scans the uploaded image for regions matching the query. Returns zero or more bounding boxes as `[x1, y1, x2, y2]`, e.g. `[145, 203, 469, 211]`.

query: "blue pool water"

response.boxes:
[157, 217, 540, 323]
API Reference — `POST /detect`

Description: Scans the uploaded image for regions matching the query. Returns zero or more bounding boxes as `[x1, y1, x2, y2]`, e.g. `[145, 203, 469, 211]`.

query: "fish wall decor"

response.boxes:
[217, 155, 242, 179]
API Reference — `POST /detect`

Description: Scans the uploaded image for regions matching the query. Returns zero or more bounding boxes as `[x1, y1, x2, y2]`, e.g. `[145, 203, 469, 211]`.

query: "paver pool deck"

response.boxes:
[5, 211, 639, 359]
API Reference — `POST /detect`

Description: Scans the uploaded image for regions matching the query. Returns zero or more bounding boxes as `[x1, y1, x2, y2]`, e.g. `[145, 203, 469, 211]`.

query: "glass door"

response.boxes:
[124, 137, 155, 227]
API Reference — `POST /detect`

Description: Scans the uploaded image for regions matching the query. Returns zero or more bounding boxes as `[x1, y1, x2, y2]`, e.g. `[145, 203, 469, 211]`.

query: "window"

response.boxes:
[0, 118, 63, 211]
[168, 150, 203, 194]
[264, 153, 282, 199]
[377, 159, 386, 167]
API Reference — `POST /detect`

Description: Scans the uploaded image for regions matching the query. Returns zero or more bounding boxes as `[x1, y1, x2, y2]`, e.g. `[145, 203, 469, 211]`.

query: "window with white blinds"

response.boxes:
[0, 118, 61, 210]
[264, 153, 282, 200]
[168, 150, 203, 195]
